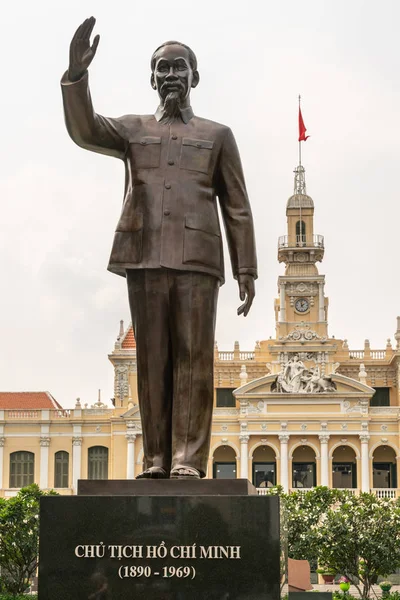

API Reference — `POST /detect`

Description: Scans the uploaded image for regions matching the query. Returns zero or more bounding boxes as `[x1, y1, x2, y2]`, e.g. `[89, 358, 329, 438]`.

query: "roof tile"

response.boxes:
[0, 392, 63, 410]
[121, 326, 136, 349]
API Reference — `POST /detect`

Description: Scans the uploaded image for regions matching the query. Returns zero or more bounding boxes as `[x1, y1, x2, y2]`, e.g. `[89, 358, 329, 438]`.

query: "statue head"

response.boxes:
[150, 41, 199, 115]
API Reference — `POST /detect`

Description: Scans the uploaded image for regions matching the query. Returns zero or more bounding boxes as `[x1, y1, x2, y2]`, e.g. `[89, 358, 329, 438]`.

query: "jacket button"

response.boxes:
[141, 141, 147, 145]
[196, 143, 202, 148]
[164, 210, 171, 216]
[171, 135, 177, 140]
[168, 160, 175, 166]
[165, 183, 171, 189]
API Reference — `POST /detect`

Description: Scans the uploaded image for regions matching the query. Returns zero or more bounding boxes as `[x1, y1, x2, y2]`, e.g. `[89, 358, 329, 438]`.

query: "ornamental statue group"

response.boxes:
[273, 355, 337, 394]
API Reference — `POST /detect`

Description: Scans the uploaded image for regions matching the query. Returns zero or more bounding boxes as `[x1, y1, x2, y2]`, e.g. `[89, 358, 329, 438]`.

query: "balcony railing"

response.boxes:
[259, 488, 399, 499]
[3, 408, 116, 420]
[372, 488, 398, 499]
[51, 409, 72, 418]
[349, 349, 387, 360]
[278, 234, 324, 249]
[6, 410, 40, 419]
[217, 351, 255, 361]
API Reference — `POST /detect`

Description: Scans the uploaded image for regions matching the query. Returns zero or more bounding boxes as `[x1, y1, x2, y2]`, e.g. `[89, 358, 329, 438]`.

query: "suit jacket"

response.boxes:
[61, 72, 257, 283]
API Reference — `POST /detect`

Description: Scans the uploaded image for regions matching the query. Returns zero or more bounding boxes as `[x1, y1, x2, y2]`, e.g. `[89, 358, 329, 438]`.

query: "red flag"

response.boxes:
[298, 107, 309, 141]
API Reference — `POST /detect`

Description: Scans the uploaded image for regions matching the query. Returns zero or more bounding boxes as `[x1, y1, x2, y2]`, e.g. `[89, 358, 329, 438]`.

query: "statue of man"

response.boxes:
[61, 17, 258, 480]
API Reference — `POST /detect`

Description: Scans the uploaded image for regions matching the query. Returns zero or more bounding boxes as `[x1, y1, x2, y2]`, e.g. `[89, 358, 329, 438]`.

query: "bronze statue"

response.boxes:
[61, 17, 258, 479]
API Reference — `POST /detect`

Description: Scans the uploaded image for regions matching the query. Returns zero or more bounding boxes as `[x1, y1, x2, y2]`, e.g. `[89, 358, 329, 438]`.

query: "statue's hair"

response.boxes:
[150, 41, 197, 72]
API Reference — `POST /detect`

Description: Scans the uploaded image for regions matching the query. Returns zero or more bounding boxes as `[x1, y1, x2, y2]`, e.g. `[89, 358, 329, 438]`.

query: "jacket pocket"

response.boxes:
[129, 136, 161, 169]
[111, 212, 143, 264]
[180, 138, 214, 174]
[183, 213, 221, 270]
[116, 211, 143, 233]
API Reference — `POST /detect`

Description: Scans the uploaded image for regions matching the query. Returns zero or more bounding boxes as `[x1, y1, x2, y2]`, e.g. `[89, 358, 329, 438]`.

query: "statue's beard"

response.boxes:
[159, 91, 182, 125]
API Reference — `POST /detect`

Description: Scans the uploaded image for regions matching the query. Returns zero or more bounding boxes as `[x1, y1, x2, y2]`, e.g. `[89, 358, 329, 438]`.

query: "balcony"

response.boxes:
[217, 351, 255, 361]
[278, 234, 324, 249]
[257, 488, 399, 499]
[349, 349, 387, 360]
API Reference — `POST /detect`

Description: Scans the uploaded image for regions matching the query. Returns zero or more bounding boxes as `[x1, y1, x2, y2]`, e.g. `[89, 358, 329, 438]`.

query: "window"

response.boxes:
[292, 462, 316, 488]
[371, 387, 390, 407]
[253, 462, 276, 488]
[332, 462, 357, 488]
[296, 220, 306, 245]
[373, 462, 397, 488]
[54, 451, 69, 488]
[88, 446, 109, 480]
[9, 451, 34, 488]
[216, 388, 235, 408]
[213, 463, 236, 479]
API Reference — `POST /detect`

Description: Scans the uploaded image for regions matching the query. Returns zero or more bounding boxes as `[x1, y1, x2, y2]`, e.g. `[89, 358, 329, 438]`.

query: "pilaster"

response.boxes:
[239, 435, 250, 479]
[39, 436, 50, 489]
[72, 435, 83, 494]
[279, 434, 290, 492]
[359, 433, 370, 492]
[318, 434, 330, 486]
[0, 437, 4, 490]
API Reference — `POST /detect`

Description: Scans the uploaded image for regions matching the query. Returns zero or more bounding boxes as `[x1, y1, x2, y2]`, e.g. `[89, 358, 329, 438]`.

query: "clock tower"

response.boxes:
[276, 164, 328, 342]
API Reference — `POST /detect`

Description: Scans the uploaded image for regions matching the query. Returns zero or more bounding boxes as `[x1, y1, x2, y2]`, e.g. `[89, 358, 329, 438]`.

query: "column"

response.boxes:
[397, 362, 400, 406]
[72, 436, 83, 494]
[0, 437, 4, 490]
[360, 434, 370, 492]
[126, 433, 137, 479]
[39, 437, 50, 489]
[318, 281, 325, 322]
[207, 455, 213, 479]
[279, 282, 286, 323]
[279, 434, 290, 492]
[239, 435, 249, 480]
[319, 434, 330, 486]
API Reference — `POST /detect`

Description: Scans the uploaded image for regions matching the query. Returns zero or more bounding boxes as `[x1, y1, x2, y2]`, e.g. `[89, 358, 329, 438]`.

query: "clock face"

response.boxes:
[295, 298, 309, 313]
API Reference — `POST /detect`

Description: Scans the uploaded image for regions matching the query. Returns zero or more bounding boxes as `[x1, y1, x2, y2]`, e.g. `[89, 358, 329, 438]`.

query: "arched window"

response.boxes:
[88, 446, 109, 480]
[296, 220, 306, 246]
[252, 445, 277, 488]
[292, 445, 316, 489]
[9, 451, 34, 488]
[332, 445, 357, 489]
[373, 445, 397, 489]
[54, 451, 69, 488]
[213, 446, 237, 479]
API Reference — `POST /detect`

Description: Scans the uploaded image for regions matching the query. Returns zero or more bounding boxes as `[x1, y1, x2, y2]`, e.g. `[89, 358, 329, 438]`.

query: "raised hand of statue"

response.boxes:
[68, 17, 100, 82]
[237, 274, 255, 317]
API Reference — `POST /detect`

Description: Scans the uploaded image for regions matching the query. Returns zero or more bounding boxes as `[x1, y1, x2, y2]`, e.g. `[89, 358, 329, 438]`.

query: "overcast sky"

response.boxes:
[1, 0, 399, 408]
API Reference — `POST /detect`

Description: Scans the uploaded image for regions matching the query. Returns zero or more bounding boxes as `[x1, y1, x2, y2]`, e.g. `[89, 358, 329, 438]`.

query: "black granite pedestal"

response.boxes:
[39, 480, 280, 600]
[77, 478, 258, 496]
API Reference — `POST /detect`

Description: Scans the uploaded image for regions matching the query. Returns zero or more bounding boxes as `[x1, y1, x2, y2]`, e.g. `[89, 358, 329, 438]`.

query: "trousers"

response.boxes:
[126, 269, 220, 477]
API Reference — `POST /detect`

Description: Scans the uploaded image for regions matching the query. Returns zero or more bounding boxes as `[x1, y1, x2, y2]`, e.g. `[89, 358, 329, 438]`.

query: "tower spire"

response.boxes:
[293, 164, 307, 195]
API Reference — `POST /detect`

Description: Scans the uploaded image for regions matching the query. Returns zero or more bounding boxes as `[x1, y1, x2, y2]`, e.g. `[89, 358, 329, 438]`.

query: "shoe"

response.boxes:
[136, 467, 168, 479]
[170, 466, 201, 479]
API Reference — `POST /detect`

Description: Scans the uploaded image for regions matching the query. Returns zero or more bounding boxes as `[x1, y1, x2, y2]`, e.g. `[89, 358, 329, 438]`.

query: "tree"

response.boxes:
[0, 484, 57, 596]
[312, 492, 400, 599]
[283, 486, 346, 562]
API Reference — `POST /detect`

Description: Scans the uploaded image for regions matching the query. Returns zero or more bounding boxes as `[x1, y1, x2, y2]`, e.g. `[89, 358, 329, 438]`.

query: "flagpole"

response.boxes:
[298, 95, 302, 244]
[298, 94, 302, 166]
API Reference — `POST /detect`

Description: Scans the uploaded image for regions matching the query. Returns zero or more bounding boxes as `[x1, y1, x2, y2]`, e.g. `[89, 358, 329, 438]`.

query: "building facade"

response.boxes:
[1, 165, 399, 498]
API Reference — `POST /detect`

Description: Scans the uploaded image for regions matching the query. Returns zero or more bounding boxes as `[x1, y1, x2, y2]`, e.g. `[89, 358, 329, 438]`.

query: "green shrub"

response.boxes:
[0, 596, 38, 600]
[333, 593, 358, 600]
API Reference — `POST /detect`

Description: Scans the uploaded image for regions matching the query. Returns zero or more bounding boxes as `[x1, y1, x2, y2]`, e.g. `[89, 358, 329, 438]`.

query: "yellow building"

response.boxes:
[1, 164, 399, 498]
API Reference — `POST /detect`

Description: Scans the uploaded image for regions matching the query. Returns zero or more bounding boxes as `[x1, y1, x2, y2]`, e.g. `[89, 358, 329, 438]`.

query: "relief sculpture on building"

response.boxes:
[272, 354, 337, 393]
